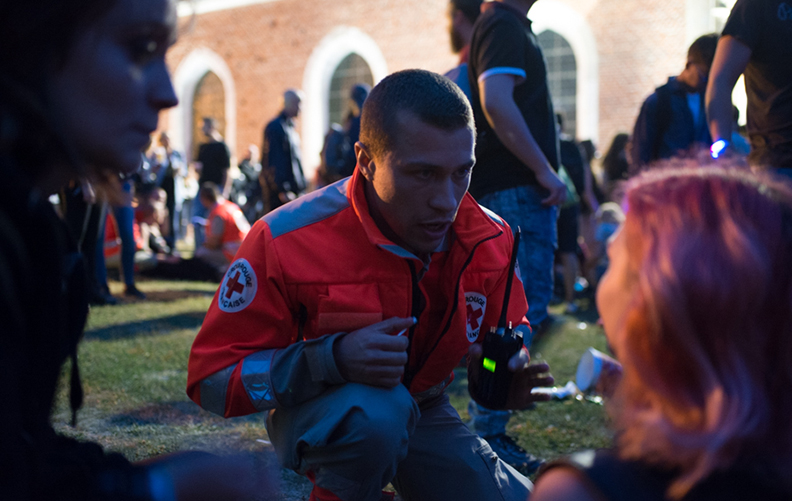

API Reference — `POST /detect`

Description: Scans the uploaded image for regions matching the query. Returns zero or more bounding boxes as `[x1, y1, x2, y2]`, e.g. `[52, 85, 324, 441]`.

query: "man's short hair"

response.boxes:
[360, 69, 474, 158]
[202, 117, 218, 129]
[687, 33, 719, 70]
[199, 182, 220, 203]
[451, 0, 483, 25]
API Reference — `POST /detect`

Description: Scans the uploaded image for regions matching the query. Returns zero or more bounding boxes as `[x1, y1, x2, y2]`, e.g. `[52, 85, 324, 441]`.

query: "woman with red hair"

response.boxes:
[532, 166, 792, 500]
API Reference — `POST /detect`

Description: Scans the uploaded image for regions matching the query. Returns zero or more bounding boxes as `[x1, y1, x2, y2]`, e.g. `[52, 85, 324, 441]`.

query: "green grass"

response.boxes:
[53, 280, 612, 497]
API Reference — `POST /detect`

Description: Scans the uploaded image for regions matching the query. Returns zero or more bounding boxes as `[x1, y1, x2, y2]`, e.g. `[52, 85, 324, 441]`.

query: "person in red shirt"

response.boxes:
[187, 69, 554, 501]
[194, 182, 250, 273]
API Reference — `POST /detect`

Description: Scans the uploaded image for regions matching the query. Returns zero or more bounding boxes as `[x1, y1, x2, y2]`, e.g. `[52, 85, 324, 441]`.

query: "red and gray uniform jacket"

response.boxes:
[186, 168, 530, 417]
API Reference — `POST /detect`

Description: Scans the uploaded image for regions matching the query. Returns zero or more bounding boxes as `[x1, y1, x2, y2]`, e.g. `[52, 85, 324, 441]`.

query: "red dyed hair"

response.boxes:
[613, 166, 792, 497]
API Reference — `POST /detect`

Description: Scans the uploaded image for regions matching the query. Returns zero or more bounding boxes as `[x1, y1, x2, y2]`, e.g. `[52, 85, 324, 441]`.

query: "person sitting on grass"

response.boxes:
[531, 165, 792, 500]
[194, 182, 251, 275]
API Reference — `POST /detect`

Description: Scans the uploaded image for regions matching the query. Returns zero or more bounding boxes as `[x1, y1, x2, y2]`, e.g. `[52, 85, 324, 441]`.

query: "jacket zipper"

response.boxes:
[403, 230, 502, 391]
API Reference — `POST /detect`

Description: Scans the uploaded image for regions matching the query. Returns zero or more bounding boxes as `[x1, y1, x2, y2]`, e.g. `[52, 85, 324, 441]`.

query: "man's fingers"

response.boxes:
[368, 347, 408, 366]
[523, 362, 551, 375]
[368, 332, 410, 352]
[541, 189, 565, 206]
[369, 316, 417, 335]
[530, 375, 555, 387]
[467, 343, 483, 361]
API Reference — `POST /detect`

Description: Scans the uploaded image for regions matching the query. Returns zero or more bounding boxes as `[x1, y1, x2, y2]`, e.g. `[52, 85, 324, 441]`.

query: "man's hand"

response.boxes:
[535, 168, 567, 207]
[468, 343, 554, 410]
[334, 317, 416, 388]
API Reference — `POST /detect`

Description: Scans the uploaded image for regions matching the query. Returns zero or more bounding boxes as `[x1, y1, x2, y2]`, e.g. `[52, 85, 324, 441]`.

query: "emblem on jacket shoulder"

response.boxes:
[219, 258, 258, 313]
[465, 292, 486, 342]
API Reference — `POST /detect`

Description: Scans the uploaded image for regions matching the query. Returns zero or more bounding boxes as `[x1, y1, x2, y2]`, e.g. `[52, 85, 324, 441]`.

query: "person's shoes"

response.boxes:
[531, 314, 557, 342]
[124, 285, 146, 299]
[483, 433, 545, 476]
[90, 291, 117, 306]
[564, 301, 580, 314]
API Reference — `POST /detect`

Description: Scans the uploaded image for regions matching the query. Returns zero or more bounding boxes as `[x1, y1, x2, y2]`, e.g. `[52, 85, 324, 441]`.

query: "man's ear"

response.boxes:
[355, 142, 375, 182]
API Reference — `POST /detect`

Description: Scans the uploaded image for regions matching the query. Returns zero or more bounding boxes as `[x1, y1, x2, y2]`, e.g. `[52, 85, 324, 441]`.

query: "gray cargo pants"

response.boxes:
[268, 382, 533, 501]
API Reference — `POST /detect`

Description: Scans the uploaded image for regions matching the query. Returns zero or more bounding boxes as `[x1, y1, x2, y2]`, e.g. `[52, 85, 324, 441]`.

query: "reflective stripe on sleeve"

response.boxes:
[199, 363, 237, 416]
[241, 349, 278, 411]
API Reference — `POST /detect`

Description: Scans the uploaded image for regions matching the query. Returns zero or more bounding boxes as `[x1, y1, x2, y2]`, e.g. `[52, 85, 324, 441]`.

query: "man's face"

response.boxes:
[447, 5, 466, 54]
[685, 57, 709, 92]
[284, 93, 301, 118]
[359, 110, 475, 257]
[202, 120, 214, 138]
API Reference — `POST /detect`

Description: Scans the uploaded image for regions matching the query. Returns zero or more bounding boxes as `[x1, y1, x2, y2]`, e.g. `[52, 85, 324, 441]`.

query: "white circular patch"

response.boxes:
[465, 292, 487, 342]
[218, 258, 258, 313]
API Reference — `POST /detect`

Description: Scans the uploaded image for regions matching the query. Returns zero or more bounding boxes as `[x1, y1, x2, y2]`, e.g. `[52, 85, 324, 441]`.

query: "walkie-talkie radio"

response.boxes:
[475, 228, 523, 409]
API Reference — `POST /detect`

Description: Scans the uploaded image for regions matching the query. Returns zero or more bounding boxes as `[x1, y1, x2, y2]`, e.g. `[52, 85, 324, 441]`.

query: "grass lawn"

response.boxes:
[53, 279, 613, 499]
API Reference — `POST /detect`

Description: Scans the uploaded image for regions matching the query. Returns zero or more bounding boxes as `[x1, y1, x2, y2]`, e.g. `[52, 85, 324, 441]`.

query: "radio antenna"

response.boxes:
[497, 227, 521, 330]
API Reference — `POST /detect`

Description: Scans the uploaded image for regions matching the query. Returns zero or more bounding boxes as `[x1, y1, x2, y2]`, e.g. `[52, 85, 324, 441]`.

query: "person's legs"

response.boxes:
[471, 185, 556, 472]
[194, 247, 231, 275]
[393, 394, 532, 501]
[556, 204, 581, 313]
[192, 199, 207, 249]
[478, 185, 558, 331]
[113, 205, 137, 289]
[268, 383, 419, 501]
[163, 176, 176, 251]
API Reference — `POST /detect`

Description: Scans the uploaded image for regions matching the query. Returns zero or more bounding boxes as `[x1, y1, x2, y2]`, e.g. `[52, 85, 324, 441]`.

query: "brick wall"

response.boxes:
[163, 0, 699, 168]
[166, 0, 456, 171]
[586, 0, 689, 150]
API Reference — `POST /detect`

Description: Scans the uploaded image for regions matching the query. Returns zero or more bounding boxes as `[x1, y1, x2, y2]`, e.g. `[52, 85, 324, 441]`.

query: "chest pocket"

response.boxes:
[316, 283, 383, 336]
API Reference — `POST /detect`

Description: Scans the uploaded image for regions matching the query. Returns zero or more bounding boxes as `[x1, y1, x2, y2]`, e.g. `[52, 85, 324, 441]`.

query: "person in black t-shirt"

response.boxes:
[706, 0, 792, 171]
[195, 117, 231, 191]
[194, 117, 231, 248]
[466, 0, 566, 477]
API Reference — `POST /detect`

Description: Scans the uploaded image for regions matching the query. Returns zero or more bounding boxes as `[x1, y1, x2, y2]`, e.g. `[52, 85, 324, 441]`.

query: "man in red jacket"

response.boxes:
[187, 69, 552, 501]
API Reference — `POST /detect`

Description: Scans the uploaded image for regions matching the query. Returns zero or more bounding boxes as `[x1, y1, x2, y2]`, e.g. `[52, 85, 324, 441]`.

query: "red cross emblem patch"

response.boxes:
[464, 292, 486, 342]
[218, 258, 258, 313]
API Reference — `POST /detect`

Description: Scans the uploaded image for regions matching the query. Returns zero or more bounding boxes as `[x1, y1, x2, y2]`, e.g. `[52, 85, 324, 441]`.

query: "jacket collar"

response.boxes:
[346, 169, 504, 259]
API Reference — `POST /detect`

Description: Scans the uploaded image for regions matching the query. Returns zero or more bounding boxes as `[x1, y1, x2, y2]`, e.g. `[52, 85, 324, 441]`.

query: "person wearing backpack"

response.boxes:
[631, 34, 719, 169]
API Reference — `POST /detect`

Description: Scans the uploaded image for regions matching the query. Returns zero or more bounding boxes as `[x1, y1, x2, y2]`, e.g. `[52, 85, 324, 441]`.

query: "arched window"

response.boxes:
[328, 54, 374, 127]
[537, 30, 577, 137]
[191, 71, 226, 159]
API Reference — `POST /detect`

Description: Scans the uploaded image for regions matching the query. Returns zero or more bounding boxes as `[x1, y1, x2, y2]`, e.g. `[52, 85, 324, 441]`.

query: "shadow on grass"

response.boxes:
[119, 289, 215, 305]
[110, 400, 265, 427]
[84, 311, 206, 341]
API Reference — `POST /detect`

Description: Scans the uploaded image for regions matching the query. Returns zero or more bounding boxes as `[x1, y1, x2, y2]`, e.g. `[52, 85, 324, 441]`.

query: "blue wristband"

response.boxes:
[710, 139, 730, 159]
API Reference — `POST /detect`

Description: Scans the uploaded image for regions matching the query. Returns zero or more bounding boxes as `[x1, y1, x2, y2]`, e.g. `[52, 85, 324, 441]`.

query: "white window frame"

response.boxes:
[302, 27, 388, 182]
[170, 48, 237, 163]
[530, 0, 600, 143]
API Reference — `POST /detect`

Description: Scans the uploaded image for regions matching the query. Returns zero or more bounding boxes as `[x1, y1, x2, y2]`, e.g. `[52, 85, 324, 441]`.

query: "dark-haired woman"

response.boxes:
[0, 0, 270, 498]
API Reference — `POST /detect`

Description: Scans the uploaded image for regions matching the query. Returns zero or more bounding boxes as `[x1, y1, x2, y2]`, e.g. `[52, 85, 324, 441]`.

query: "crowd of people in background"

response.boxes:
[3, 0, 790, 498]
